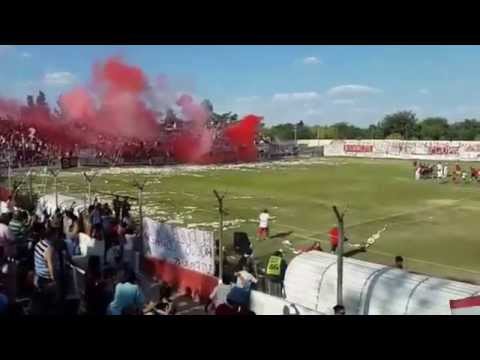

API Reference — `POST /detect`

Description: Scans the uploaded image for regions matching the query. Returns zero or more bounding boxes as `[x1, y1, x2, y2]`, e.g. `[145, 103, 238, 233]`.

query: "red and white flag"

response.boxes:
[450, 295, 480, 315]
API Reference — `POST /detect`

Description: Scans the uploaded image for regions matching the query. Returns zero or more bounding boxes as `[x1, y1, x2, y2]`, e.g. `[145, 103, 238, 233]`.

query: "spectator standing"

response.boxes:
[102, 209, 115, 265]
[6, 195, 15, 214]
[205, 274, 234, 314]
[90, 203, 103, 240]
[85, 259, 115, 316]
[8, 211, 30, 258]
[0, 214, 15, 259]
[108, 267, 145, 315]
[235, 264, 257, 290]
[112, 196, 121, 221]
[121, 198, 131, 221]
[32, 227, 57, 314]
[265, 250, 288, 298]
[64, 212, 80, 257]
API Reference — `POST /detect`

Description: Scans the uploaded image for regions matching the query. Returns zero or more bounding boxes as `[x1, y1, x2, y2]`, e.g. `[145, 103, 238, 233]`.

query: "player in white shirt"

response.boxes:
[257, 209, 270, 240]
[437, 162, 443, 181]
[443, 165, 449, 181]
[415, 166, 421, 181]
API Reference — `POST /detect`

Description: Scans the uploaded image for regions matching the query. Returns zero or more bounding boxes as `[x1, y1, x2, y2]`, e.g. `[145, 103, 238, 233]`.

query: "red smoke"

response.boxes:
[0, 56, 263, 164]
[224, 115, 262, 162]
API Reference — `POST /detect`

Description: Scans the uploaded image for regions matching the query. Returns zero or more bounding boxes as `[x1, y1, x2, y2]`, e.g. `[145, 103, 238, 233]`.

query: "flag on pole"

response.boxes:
[450, 295, 480, 315]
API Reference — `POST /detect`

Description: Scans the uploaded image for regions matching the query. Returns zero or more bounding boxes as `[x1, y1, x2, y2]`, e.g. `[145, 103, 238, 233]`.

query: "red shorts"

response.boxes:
[257, 227, 269, 238]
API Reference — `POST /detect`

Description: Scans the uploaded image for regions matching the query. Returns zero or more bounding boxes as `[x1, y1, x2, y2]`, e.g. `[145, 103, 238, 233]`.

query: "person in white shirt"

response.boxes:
[257, 209, 270, 240]
[0, 214, 15, 259]
[437, 162, 443, 181]
[205, 275, 234, 314]
[235, 265, 258, 290]
[443, 165, 449, 180]
[6, 196, 15, 214]
[415, 166, 421, 181]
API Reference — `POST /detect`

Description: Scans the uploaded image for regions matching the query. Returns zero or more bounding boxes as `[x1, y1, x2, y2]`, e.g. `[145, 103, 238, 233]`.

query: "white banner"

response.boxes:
[143, 217, 215, 275]
[317, 139, 480, 161]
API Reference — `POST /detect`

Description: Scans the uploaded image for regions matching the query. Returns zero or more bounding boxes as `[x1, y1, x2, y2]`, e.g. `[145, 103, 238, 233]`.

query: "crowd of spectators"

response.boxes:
[0, 189, 295, 315]
[0, 193, 144, 315]
[0, 115, 260, 169]
[0, 117, 64, 167]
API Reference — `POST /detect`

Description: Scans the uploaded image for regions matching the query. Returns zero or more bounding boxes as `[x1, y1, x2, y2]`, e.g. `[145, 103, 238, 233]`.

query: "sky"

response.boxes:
[1, 45, 480, 127]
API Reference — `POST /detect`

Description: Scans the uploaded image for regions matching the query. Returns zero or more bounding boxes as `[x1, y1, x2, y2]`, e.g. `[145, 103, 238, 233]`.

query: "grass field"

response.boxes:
[17, 157, 480, 284]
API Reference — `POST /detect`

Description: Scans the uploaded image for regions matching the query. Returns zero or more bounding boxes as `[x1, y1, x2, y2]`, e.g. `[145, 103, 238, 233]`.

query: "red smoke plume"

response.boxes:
[0, 56, 263, 164]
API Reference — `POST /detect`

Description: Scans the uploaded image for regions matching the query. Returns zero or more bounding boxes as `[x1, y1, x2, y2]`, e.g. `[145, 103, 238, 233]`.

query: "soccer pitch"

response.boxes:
[25, 157, 480, 284]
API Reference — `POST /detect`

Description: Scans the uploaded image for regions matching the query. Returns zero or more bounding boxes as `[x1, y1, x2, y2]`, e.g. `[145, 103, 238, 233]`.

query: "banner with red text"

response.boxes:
[320, 139, 480, 161]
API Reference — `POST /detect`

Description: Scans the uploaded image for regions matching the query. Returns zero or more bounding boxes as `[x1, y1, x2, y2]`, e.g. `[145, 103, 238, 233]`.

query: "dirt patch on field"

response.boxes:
[58, 158, 346, 178]
[424, 199, 460, 207]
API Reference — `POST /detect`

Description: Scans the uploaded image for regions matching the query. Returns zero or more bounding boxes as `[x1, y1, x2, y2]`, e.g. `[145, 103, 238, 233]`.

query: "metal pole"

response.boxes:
[54, 175, 58, 210]
[333, 206, 345, 308]
[7, 154, 12, 191]
[88, 182, 92, 206]
[133, 179, 147, 267]
[219, 199, 224, 281]
[28, 171, 33, 204]
[138, 186, 144, 256]
[213, 190, 225, 281]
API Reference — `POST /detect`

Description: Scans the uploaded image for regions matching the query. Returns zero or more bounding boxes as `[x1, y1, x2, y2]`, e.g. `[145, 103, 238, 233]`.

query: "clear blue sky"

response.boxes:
[1, 45, 480, 126]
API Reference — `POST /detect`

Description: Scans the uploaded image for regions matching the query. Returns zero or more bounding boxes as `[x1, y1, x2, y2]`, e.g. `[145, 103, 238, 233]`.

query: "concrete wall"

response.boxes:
[298, 139, 480, 161]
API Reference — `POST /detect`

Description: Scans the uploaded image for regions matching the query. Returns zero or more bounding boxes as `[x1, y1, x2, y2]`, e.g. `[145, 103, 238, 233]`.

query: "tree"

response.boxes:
[418, 117, 449, 140]
[379, 111, 418, 139]
[386, 133, 403, 140]
[36, 91, 47, 107]
[26, 95, 34, 108]
[448, 119, 480, 140]
[201, 99, 213, 114]
[368, 124, 383, 139]
[269, 123, 295, 141]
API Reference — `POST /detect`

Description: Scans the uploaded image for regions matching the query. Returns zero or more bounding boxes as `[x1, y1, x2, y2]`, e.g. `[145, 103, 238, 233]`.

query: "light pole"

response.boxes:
[83, 171, 98, 206]
[48, 169, 60, 210]
[213, 189, 227, 281]
[332, 205, 347, 310]
[133, 179, 148, 263]
[7, 151, 12, 191]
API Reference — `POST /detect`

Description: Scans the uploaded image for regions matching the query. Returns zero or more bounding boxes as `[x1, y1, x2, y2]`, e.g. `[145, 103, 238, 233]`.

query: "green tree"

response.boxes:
[36, 91, 48, 107]
[448, 119, 480, 140]
[386, 133, 403, 140]
[26, 95, 34, 108]
[379, 111, 418, 139]
[296, 121, 314, 139]
[269, 123, 295, 140]
[418, 117, 449, 140]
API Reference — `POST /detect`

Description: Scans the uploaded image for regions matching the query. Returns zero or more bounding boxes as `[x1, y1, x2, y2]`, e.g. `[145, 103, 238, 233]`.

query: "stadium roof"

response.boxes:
[284, 251, 480, 315]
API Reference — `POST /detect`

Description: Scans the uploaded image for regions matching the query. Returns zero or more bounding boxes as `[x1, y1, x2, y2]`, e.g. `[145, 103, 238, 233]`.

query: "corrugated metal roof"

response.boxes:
[284, 251, 480, 315]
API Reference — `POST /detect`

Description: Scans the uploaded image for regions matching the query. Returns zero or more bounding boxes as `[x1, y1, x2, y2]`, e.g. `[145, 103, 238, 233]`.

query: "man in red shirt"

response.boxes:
[329, 227, 349, 253]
